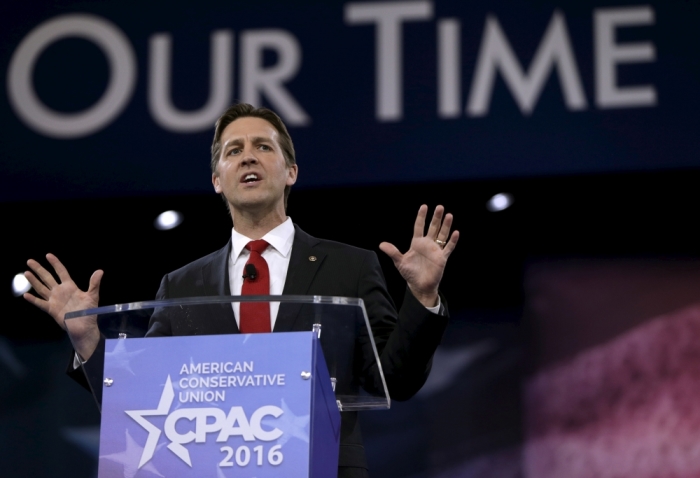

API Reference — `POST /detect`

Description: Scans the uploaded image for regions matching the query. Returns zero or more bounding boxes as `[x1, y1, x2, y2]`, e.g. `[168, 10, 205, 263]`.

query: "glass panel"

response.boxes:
[64, 296, 390, 412]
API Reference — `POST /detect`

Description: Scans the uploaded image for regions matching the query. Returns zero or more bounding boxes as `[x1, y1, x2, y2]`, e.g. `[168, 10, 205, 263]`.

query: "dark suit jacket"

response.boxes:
[73, 225, 448, 471]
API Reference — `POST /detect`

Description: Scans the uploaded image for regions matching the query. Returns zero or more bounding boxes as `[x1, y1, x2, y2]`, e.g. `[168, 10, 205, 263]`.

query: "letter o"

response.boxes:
[7, 14, 136, 138]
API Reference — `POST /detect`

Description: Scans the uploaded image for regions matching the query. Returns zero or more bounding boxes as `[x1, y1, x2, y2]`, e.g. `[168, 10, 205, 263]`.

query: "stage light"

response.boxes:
[487, 193, 513, 212]
[154, 210, 183, 230]
[12, 273, 31, 297]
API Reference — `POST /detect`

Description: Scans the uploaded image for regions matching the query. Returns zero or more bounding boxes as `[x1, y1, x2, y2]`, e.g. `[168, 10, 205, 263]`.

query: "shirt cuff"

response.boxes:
[426, 296, 443, 315]
[72, 352, 86, 370]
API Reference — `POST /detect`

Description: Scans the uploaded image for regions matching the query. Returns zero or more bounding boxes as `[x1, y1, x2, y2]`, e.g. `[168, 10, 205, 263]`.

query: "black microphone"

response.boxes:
[243, 263, 257, 281]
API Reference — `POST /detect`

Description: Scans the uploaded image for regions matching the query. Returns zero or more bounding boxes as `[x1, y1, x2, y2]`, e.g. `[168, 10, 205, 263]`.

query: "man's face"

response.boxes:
[212, 116, 297, 216]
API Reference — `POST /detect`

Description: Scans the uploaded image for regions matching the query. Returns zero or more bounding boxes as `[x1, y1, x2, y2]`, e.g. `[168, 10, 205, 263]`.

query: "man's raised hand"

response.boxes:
[379, 205, 459, 308]
[23, 253, 103, 359]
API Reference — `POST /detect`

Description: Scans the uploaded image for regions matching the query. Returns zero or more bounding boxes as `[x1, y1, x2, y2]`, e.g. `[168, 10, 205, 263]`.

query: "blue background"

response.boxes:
[1, 0, 699, 202]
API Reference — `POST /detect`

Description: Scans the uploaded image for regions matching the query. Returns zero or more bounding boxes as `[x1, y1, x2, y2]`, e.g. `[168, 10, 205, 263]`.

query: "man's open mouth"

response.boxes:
[242, 173, 260, 183]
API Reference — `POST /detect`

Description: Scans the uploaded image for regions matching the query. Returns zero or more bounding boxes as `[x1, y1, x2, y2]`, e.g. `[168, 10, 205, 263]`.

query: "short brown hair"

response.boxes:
[211, 103, 296, 208]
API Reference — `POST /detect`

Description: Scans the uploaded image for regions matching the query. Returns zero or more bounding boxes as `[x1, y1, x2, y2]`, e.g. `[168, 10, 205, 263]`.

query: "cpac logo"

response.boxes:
[125, 375, 283, 468]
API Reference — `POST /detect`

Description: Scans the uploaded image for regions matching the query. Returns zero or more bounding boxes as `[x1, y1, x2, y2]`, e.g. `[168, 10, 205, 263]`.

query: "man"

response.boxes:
[24, 103, 459, 477]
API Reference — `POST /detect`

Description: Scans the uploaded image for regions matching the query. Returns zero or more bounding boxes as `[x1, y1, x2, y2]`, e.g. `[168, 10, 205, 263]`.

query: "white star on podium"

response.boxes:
[124, 375, 175, 468]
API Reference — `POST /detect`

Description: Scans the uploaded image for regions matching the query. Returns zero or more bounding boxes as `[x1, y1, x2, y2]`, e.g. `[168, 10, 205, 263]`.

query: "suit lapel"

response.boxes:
[202, 239, 239, 333]
[275, 225, 326, 332]
[202, 240, 231, 295]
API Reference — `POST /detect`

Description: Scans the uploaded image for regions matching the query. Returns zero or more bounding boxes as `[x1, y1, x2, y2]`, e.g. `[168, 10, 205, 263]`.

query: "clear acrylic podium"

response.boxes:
[64, 296, 390, 477]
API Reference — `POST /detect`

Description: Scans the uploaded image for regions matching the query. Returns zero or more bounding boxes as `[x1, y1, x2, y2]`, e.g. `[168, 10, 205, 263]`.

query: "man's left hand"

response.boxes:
[379, 205, 459, 308]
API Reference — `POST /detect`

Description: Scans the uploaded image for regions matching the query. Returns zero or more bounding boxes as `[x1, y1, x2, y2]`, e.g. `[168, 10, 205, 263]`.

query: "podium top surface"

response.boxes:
[65, 295, 365, 319]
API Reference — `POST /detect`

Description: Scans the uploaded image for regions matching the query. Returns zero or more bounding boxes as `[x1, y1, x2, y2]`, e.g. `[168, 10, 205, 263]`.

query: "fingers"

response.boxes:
[421, 205, 453, 241]
[442, 230, 460, 257]
[379, 242, 403, 265]
[413, 205, 428, 238]
[436, 213, 454, 242]
[427, 205, 445, 238]
[88, 270, 104, 295]
[22, 292, 49, 313]
[26, 258, 58, 289]
[46, 253, 73, 284]
[24, 270, 51, 298]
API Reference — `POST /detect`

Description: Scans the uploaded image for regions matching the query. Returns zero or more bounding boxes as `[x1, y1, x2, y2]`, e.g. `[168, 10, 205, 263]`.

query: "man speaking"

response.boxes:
[23, 103, 459, 478]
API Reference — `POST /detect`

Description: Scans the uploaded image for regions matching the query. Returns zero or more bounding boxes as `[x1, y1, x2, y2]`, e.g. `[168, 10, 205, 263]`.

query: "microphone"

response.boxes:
[243, 263, 257, 281]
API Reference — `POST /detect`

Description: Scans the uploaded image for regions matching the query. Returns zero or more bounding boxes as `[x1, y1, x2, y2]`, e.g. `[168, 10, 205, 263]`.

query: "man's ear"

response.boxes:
[212, 173, 222, 193]
[286, 164, 298, 187]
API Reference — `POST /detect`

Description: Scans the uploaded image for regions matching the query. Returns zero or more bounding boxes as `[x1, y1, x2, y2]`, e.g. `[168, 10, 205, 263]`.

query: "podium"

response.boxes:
[64, 296, 390, 477]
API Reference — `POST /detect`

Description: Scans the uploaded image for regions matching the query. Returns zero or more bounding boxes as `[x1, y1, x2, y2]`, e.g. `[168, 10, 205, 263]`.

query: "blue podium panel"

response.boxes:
[98, 331, 340, 477]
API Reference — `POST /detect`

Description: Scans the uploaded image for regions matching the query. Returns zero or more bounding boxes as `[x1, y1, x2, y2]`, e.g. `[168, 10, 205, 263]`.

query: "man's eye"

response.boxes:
[259, 144, 271, 151]
[228, 148, 240, 155]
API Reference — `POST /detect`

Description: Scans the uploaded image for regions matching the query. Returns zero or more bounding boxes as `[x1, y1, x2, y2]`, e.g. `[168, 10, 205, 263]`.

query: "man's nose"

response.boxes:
[240, 148, 258, 166]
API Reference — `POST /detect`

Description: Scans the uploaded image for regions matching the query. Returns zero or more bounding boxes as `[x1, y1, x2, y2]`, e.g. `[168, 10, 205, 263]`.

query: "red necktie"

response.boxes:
[240, 240, 271, 333]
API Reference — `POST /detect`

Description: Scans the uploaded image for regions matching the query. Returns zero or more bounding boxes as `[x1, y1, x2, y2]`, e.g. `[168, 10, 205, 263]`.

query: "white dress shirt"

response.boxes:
[228, 217, 295, 330]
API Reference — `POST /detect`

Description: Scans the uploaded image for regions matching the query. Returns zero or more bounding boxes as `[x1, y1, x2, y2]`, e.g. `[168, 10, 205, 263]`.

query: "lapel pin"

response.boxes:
[308, 256, 317, 262]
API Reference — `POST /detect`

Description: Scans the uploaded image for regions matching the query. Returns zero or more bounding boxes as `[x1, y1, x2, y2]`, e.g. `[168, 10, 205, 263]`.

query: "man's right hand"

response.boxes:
[23, 253, 103, 360]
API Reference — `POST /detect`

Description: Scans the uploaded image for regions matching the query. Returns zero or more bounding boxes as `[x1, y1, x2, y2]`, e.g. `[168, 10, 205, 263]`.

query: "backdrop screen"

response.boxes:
[2, 0, 699, 201]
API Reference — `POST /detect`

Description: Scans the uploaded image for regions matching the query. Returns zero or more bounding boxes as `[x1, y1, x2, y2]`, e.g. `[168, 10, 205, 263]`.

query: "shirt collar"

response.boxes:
[230, 217, 295, 262]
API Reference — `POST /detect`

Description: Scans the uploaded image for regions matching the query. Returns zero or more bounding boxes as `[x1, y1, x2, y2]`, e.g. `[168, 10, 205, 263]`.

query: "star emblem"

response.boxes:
[264, 398, 309, 446]
[106, 340, 146, 376]
[101, 428, 165, 478]
[124, 375, 175, 468]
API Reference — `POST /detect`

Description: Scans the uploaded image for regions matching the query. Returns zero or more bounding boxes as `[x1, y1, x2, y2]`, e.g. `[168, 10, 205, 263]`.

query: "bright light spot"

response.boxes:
[486, 193, 513, 212]
[12, 273, 31, 297]
[154, 210, 183, 230]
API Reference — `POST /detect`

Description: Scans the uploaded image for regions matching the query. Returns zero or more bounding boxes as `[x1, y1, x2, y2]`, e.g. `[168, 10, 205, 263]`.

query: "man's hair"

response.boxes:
[211, 103, 296, 209]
